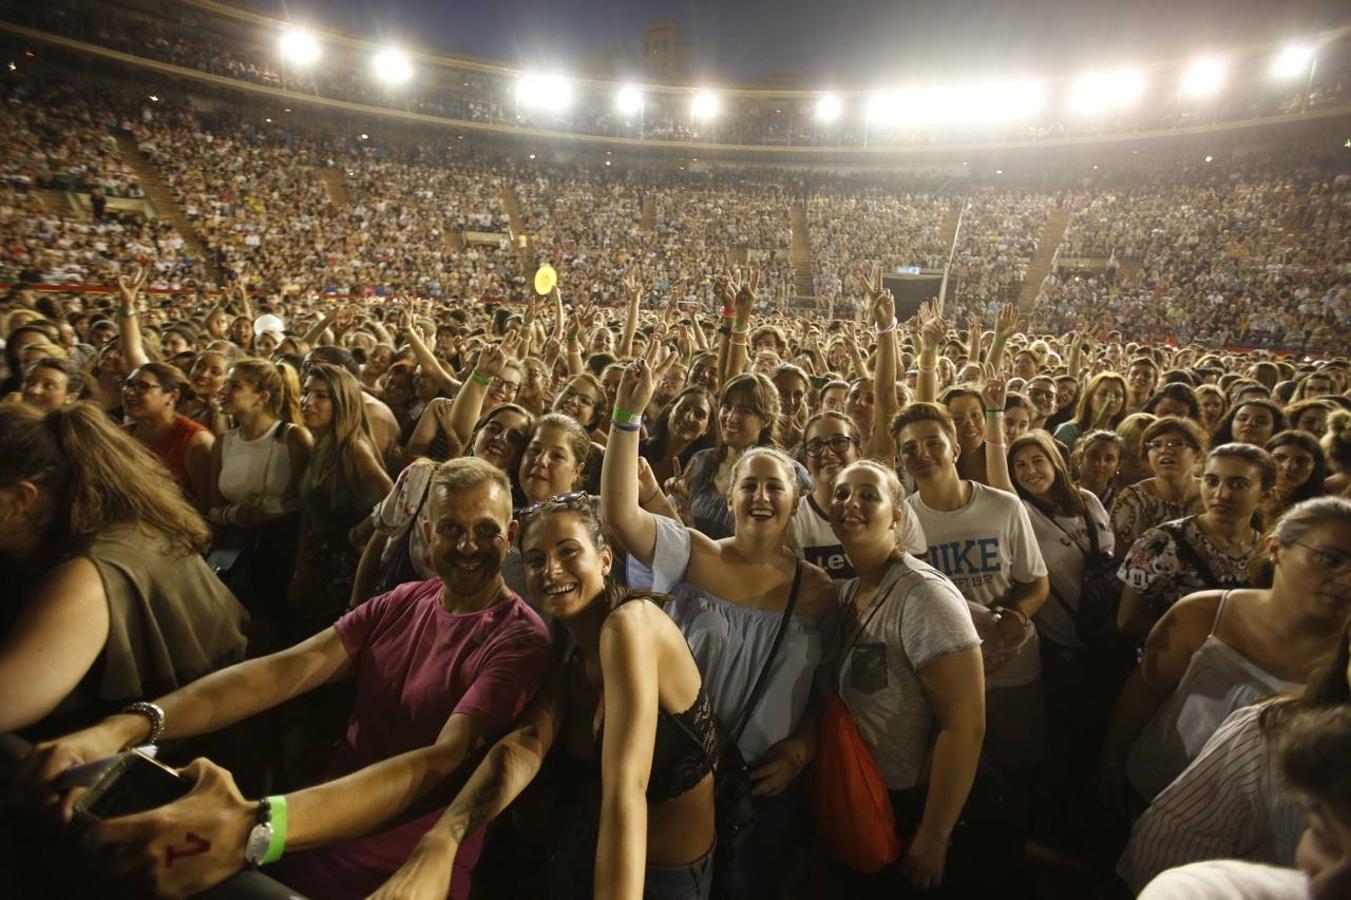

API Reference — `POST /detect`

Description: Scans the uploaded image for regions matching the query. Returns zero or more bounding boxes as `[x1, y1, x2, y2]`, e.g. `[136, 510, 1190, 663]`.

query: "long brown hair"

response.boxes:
[1008, 431, 1086, 518]
[303, 364, 378, 500]
[0, 401, 211, 555]
[231, 358, 302, 424]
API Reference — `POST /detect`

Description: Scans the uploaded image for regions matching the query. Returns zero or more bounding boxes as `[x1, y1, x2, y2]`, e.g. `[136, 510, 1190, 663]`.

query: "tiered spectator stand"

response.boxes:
[113, 132, 218, 283]
[37, 189, 81, 219]
[789, 201, 815, 299]
[1019, 206, 1071, 308]
[497, 186, 534, 280]
[640, 194, 656, 232]
[318, 167, 351, 207]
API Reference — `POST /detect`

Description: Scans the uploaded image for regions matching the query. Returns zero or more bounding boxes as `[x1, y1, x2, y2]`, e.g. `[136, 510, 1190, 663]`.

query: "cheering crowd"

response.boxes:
[0, 27, 1350, 900]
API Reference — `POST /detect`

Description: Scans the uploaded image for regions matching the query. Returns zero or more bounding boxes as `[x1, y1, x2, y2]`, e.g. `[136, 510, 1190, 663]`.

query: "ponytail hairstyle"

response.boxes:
[0, 401, 211, 555]
[230, 358, 302, 423]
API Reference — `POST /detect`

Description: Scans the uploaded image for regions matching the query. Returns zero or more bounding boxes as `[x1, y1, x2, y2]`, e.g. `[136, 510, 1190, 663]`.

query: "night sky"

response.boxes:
[254, 0, 1340, 83]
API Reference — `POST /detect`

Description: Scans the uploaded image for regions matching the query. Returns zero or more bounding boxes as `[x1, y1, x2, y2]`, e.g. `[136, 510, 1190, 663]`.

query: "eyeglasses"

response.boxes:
[1289, 541, 1351, 574]
[804, 435, 858, 458]
[121, 379, 163, 394]
[1145, 439, 1197, 453]
[1027, 389, 1055, 402]
[559, 389, 597, 408]
[491, 376, 520, 395]
[480, 420, 529, 449]
[519, 490, 592, 519]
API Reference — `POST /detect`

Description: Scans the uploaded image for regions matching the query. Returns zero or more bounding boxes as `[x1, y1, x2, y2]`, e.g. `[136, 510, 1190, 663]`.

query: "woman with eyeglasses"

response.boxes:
[1103, 496, 1351, 808]
[407, 334, 527, 462]
[604, 347, 838, 898]
[1110, 417, 1209, 555]
[121, 362, 216, 510]
[789, 411, 925, 583]
[1262, 431, 1329, 526]
[1116, 444, 1274, 641]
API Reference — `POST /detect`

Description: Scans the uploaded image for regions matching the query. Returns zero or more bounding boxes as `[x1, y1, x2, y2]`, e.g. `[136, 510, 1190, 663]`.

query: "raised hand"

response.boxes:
[980, 363, 1007, 412]
[732, 269, 759, 320]
[863, 264, 895, 330]
[995, 303, 1020, 340]
[918, 297, 947, 348]
[615, 352, 658, 419]
[475, 331, 520, 381]
[116, 265, 147, 312]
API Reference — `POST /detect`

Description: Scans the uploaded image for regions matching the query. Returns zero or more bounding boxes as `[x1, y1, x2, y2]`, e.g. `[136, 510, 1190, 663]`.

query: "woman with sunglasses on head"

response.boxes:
[1116, 444, 1275, 642]
[604, 346, 838, 898]
[380, 493, 724, 899]
[1104, 496, 1351, 809]
[1109, 417, 1209, 555]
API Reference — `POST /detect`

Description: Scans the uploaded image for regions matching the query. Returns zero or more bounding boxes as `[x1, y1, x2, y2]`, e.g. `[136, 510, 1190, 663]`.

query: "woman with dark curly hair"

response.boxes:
[1263, 431, 1328, 525]
[1212, 399, 1289, 448]
[0, 402, 246, 736]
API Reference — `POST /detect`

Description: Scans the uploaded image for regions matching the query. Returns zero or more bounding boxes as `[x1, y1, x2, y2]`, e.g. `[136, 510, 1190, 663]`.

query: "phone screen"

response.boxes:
[81, 752, 190, 821]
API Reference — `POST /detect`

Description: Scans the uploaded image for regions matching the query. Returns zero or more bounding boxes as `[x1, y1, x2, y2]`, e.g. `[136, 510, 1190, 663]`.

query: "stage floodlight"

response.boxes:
[279, 28, 320, 66]
[616, 84, 644, 116]
[815, 94, 842, 124]
[1272, 45, 1315, 79]
[1181, 57, 1226, 97]
[371, 47, 412, 85]
[1069, 68, 1145, 114]
[691, 91, 719, 122]
[518, 73, 575, 112]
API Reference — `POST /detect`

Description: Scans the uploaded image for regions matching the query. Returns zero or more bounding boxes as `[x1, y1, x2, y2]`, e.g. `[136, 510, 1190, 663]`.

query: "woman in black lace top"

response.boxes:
[372, 492, 721, 900]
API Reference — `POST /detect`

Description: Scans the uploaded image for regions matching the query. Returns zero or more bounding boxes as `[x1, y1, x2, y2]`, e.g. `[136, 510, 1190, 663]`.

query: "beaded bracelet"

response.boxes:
[470, 371, 491, 387]
[612, 419, 642, 432]
[876, 318, 898, 335]
[986, 441, 1007, 450]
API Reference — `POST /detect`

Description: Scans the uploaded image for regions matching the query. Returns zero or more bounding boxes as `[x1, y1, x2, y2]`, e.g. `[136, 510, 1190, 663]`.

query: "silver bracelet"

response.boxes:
[120, 701, 166, 745]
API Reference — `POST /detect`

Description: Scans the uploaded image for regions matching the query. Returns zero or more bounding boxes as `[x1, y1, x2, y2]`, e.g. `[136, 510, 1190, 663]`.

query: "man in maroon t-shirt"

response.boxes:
[25, 458, 553, 900]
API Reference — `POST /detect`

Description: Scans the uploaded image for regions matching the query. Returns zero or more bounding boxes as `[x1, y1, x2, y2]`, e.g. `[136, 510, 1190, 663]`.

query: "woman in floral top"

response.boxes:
[1116, 444, 1275, 638]
[1109, 417, 1208, 555]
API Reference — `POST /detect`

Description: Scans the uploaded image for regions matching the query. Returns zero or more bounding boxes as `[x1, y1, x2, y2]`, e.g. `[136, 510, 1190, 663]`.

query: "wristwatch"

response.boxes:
[244, 799, 274, 868]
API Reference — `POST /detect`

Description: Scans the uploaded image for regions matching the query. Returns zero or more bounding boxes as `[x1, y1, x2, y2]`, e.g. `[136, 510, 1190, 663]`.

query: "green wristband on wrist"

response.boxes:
[261, 795, 287, 865]
[470, 371, 491, 387]
[612, 406, 642, 425]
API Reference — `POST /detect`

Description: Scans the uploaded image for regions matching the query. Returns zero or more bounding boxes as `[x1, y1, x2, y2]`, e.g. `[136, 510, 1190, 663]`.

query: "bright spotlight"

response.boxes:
[691, 91, 719, 122]
[815, 94, 842, 124]
[616, 84, 644, 116]
[371, 47, 412, 85]
[1272, 45, 1315, 79]
[866, 91, 900, 124]
[279, 28, 320, 66]
[518, 73, 575, 112]
[1069, 68, 1145, 115]
[1181, 57, 1226, 97]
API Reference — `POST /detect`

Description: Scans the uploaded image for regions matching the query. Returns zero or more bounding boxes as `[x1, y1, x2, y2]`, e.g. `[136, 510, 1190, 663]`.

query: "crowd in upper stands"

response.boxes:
[1, 24, 1351, 900]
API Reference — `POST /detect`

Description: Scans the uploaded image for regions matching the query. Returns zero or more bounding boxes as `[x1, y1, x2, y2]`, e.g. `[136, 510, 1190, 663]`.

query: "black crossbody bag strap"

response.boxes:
[730, 559, 803, 742]
[1162, 521, 1222, 588]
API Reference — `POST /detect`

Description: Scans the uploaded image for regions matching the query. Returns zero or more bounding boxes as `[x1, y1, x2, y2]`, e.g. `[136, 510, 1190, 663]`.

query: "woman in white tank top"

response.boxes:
[206, 359, 312, 637]
[1102, 496, 1351, 805]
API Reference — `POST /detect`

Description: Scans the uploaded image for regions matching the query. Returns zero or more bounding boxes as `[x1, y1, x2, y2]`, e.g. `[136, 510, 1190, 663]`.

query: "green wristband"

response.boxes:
[612, 406, 642, 425]
[470, 371, 491, 387]
[261, 795, 287, 865]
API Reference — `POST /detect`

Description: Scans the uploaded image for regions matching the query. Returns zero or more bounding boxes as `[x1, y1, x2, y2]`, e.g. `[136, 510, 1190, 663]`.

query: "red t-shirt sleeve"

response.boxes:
[452, 611, 554, 731]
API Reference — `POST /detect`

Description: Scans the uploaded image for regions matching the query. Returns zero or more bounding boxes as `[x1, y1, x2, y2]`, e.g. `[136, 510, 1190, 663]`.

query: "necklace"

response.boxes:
[1197, 517, 1254, 556]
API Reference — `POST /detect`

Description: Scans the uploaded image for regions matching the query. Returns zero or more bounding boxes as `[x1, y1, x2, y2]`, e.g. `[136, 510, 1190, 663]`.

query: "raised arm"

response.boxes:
[986, 303, 1019, 373]
[862, 266, 898, 461]
[566, 293, 592, 377]
[1067, 329, 1087, 380]
[618, 273, 641, 358]
[600, 345, 670, 567]
[115, 266, 150, 368]
[402, 298, 457, 394]
[444, 332, 523, 449]
[915, 297, 946, 404]
[980, 365, 1014, 493]
[596, 608, 661, 900]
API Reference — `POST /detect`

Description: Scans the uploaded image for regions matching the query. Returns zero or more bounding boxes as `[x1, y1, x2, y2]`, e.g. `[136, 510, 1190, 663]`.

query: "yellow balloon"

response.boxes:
[534, 264, 557, 296]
